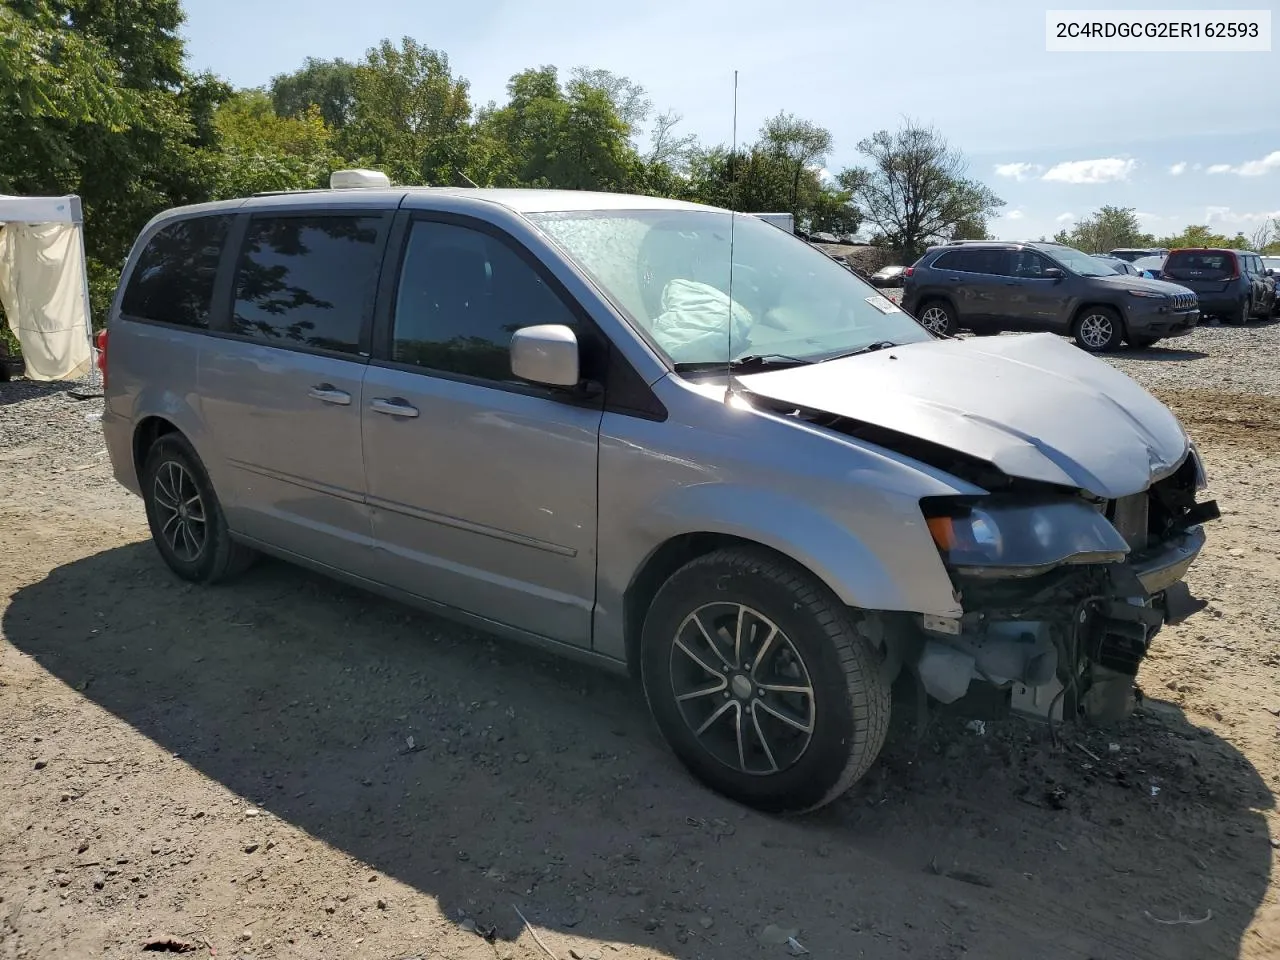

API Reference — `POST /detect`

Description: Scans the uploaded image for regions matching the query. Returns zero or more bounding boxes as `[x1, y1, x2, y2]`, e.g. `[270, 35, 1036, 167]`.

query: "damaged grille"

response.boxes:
[1109, 493, 1149, 550]
[1107, 452, 1203, 553]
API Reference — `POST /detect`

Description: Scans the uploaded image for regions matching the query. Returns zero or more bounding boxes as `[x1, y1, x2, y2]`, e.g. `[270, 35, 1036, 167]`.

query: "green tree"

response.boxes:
[476, 66, 637, 191]
[1154, 224, 1251, 249]
[683, 114, 858, 235]
[1051, 206, 1153, 252]
[838, 120, 1003, 261]
[213, 89, 343, 197]
[269, 57, 358, 129]
[0, 0, 233, 321]
[340, 38, 473, 186]
[567, 67, 651, 141]
[761, 111, 833, 213]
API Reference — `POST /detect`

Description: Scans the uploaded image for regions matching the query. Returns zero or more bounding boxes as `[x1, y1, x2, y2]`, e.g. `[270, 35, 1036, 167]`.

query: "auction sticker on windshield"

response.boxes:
[866, 295, 902, 314]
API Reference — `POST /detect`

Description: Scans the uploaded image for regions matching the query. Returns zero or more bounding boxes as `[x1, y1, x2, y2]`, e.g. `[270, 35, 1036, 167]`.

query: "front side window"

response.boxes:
[1008, 250, 1057, 278]
[231, 215, 382, 355]
[530, 209, 933, 367]
[121, 216, 230, 327]
[391, 220, 580, 382]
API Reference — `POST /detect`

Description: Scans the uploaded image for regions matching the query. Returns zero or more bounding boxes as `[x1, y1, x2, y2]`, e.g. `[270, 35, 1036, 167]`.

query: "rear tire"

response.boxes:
[916, 300, 957, 337]
[141, 434, 255, 584]
[640, 547, 891, 814]
[1072, 307, 1123, 352]
[1227, 299, 1250, 326]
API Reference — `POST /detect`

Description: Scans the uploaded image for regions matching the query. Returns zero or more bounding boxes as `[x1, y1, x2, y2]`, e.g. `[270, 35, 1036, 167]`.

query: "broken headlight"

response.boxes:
[921, 496, 1130, 578]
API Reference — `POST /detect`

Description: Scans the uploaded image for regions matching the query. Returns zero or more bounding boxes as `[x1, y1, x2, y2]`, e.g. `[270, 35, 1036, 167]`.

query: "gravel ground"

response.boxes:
[2, 320, 1278, 960]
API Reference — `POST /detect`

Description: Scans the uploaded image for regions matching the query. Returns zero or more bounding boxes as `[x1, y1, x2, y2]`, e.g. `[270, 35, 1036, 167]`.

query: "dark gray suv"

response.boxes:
[901, 241, 1200, 351]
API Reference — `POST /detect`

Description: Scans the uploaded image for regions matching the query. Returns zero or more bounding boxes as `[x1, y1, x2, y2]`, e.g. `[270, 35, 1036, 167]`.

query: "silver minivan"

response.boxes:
[99, 174, 1219, 813]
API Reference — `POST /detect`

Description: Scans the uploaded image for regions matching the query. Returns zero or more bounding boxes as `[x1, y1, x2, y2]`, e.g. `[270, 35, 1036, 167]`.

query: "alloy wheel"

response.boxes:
[668, 602, 816, 776]
[919, 306, 951, 335]
[152, 460, 207, 563]
[1078, 312, 1115, 349]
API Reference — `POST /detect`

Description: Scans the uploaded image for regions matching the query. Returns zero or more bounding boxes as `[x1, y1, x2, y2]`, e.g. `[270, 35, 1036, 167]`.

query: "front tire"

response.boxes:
[141, 434, 255, 584]
[640, 548, 891, 814]
[1072, 307, 1123, 352]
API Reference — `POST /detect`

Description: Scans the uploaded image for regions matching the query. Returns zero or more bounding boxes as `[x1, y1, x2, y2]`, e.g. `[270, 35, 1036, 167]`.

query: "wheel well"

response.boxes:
[917, 295, 954, 314]
[132, 416, 181, 481]
[622, 533, 816, 678]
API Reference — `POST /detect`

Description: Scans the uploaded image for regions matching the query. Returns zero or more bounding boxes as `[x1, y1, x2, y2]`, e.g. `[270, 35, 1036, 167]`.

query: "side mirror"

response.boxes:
[510, 324, 580, 388]
[1268, 268, 1276, 277]
[1042, 267, 1064, 280]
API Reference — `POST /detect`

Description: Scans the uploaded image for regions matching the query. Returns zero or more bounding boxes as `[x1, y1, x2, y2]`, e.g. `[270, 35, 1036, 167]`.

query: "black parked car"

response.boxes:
[901, 240, 1200, 352]
[1159, 248, 1275, 324]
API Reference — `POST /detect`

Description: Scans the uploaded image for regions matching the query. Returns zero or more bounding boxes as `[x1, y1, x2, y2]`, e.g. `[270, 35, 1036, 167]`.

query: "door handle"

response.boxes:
[308, 384, 351, 405]
[370, 397, 419, 418]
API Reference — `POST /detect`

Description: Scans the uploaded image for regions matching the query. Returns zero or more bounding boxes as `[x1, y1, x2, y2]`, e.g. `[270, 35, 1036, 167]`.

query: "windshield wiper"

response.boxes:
[818, 341, 898, 362]
[673, 353, 813, 373]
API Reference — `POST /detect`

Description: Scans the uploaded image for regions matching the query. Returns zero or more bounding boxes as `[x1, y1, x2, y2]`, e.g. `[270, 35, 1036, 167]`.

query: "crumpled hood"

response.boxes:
[737, 333, 1189, 498]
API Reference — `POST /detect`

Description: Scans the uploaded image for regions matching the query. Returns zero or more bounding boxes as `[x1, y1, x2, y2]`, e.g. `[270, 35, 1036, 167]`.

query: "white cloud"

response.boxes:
[994, 162, 1041, 181]
[1205, 151, 1280, 177]
[1135, 211, 1161, 221]
[1055, 212, 1075, 223]
[1168, 162, 1187, 176]
[1192, 163, 1203, 171]
[1042, 158, 1136, 184]
[1205, 206, 1280, 224]
[1238, 152, 1280, 176]
[1006, 209, 1024, 220]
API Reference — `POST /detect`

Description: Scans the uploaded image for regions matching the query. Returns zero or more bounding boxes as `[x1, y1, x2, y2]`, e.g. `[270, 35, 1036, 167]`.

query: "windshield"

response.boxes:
[528, 209, 934, 368]
[1042, 245, 1116, 277]
[1132, 256, 1165, 272]
[1263, 257, 1280, 270]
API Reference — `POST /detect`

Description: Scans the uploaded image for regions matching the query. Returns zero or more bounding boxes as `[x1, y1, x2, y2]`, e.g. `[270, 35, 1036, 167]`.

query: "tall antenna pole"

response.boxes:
[724, 70, 739, 403]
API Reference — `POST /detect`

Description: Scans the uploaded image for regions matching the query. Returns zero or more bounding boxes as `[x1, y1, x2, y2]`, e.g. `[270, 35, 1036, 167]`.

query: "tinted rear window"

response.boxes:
[231, 215, 383, 355]
[1164, 251, 1237, 280]
[932, 249, 1004, 274]
[121, 216, 230, 327]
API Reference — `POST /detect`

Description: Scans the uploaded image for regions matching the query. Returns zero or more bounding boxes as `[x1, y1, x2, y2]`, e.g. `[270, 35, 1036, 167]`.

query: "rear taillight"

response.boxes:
[1225, 254, 1240, 281]
[95, 328, 108, 389]
[903, 266, 914, 277]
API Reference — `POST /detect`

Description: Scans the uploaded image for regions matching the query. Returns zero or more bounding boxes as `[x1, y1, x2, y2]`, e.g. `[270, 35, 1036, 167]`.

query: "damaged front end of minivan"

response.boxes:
[740, 378, 1220, 725]
[908, 446, 1219, 722]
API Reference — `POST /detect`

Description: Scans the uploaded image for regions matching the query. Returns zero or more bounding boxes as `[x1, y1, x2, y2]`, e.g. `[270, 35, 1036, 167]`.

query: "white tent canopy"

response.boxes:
[0, 194, 95, 382]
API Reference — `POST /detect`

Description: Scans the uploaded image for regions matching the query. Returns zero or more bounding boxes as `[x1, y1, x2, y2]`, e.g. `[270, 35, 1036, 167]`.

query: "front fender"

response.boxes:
[641, 481, 962, 618]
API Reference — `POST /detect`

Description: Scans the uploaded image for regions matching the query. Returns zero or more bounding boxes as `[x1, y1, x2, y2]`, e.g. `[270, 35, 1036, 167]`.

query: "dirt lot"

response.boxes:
[2, 321, 1278, 960]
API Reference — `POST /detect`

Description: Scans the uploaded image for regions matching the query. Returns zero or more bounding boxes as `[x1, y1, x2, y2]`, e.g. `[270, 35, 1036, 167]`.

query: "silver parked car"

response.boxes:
[98, 174, 1219, 813]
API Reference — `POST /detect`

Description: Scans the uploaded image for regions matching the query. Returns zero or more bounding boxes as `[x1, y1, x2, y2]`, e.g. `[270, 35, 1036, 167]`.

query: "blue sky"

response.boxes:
[180, 0, 1278, 241]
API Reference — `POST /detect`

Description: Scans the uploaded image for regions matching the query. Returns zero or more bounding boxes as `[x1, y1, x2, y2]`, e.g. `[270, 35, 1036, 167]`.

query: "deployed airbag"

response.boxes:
[650, 279, 751, 363]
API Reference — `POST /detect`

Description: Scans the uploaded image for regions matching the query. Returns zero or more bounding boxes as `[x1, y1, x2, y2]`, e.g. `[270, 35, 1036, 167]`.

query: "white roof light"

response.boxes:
[330, 169, 391, 190]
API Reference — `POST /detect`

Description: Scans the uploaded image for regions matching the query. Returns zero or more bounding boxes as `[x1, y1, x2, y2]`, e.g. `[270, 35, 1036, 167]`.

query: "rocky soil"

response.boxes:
[2, 319, 1278, 960]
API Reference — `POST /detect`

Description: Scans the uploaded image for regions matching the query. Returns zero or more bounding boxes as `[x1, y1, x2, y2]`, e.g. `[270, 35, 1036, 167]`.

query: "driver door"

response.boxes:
[361, 215, 606, 646]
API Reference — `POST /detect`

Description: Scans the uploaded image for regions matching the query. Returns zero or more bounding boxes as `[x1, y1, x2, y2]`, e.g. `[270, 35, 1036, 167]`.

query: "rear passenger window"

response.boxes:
[121, 216, 229, 327]
[390, 220, 579, 382]
[231, 215, 383, 355]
